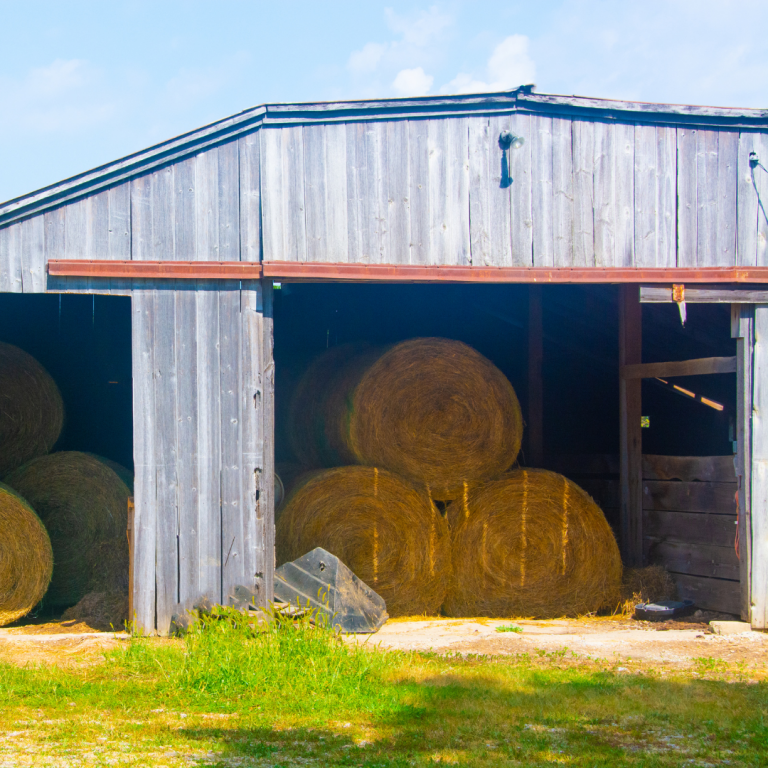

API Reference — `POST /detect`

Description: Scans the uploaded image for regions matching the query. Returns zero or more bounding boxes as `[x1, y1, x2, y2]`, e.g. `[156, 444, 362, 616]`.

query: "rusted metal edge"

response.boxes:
[48, 260, 264, 279]
[48, 260, 768, 283]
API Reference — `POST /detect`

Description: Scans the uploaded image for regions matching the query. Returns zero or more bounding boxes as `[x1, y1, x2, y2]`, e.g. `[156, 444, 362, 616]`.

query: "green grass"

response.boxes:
[495, 624, 523, 634]
[0, 608, 766, 766]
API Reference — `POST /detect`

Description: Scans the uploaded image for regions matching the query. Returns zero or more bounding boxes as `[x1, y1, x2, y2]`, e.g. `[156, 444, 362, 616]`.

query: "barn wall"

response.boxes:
[131, 280, 274, 634]
[260, 120, 768, 269]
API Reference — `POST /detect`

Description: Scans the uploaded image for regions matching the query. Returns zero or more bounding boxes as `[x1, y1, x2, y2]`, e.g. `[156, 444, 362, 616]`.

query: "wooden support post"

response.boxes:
[732, 304, 753, 622]
[528, 285, 544, 467]
[619, 285, 643, 567]
[750, 305, 768, 629]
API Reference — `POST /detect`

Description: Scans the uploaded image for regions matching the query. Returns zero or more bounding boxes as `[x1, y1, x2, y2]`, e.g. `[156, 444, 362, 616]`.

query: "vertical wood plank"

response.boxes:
[657, 127, 677, 268]
[531, 115, 554, 267]
[427, 118, 470, 265]
[409, 119, 429, 265]
[506, 113, 532, 266]
[175, 284, 199, 609]
[619, 284, 643, 566]
[131, 176, 153, 262]
[21, 217, 45, 293]
[615, 122, 635, 268]
[593, 122, 616, 267]
[552, 118, 574, 266]
[365, 122, 388, 263]
[220, 282, 244, 600]
[751, 304, 768, 628]
[0, 223, 22, 292]
[385, 119, 410, 264]
[716, 132, 738, 266]
[153, 287, 179, 634]
[634, 125, 676, 268]
[217, 142, 240, 262]
[468, 116, 491, 265]
[736, 132, 768, 267]
[528, 285, 544, 466]
[572, 121, 595, 266]
[260, 280, 276, 601]
[195, 148, 220, 260]
[285, 127, 308, 262]
[86, 191, 110, 294]
[304, 124, 349, 262]
[733, 304, 753, 621]
[108, 184, 132, 293]
[677, 128, 698, 266]
[131, 288, 157, 632]
[261, 128, 283, 262]
[150, 165, 178, 635]
[488, 114, 515, 266]
[696, 130, 719, 266]
[239, 131, 262, 262]
[196, 281, 222, 602]
[64, 198, 88, 291]
[241, 281, 266, 603]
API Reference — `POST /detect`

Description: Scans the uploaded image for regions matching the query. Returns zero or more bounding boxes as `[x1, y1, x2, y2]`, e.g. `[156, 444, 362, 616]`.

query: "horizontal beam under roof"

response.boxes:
[47, 260, 768, 284]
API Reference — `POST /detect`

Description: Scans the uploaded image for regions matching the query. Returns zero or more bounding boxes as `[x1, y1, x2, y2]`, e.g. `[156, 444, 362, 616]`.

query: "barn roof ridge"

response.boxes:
[2, 86, 767, 227]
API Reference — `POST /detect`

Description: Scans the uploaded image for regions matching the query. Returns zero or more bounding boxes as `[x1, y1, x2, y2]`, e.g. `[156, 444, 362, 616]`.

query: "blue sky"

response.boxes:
[1, 0, 767, 203]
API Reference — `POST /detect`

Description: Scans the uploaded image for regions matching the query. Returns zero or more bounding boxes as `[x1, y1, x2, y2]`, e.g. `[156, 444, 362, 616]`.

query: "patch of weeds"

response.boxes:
[495, 624, 522, 633]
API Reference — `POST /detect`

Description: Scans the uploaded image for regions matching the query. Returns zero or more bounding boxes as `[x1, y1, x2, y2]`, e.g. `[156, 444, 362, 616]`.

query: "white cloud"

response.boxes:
[384, 5, 453, 47]
[0, 59, 119, 135]
[392, 67, 434, 96]
[348, 42, 387, 75]
[441, 35, 536, 95]
[346, 5, 454, 97]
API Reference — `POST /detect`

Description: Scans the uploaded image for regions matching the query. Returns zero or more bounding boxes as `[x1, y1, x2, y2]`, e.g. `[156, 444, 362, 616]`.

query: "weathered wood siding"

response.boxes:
[1, 119, 767, 280]
[259, 120, 766, 269]
[131, 281, 274, 635]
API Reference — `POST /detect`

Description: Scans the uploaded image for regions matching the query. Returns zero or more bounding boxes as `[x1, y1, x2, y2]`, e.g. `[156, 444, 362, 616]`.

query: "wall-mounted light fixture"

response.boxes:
[499, 130, 525, 150]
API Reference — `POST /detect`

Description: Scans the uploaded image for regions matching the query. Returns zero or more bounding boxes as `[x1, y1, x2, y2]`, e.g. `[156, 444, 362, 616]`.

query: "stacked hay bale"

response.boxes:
[4, 452, 131, 609]
[0, 342, 64, 477]
[277, 466, 450, 616]
[445, 469, 622, 617]
[285, 336, 622, 619]
[0, 483, 53, 627]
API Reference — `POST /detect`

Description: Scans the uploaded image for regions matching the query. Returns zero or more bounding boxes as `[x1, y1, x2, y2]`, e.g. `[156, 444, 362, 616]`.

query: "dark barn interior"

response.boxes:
[273, 282, 739, 613]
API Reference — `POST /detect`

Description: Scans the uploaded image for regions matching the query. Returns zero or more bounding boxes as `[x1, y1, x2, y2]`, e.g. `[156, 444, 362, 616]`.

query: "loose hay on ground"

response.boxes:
[276, 466, 451, 617]
[0, 342, 64, 477]
[0, 482, 53, 626]
[444, 469, 622, 618]
[61, 591, 129, 631]
[4, 452, 131, 608]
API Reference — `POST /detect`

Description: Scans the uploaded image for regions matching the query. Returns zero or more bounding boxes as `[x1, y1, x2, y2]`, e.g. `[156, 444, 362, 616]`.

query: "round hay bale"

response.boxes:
[288, 344, 380, 467]
[85, 454, 134, 493]
[348, 338, 522, 499]
[4, 452, 130, 608]
[0, 342, 64, 477]
[444, 469, 621, 618]
[0, 482, 53, 626]
[276, 466, 451, 617]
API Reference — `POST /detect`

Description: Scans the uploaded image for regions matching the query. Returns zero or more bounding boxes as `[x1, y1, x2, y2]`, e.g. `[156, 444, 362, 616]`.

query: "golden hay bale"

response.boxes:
[348, 338, 523, 499]
[85, 454, 134, 493]
[288, 344, 380, 467]
[444, 469, 622, 618]
[0, 342, 64, 477]
[276, 466, 451, 617]
[4, 452, 130, 608]
[0, 482, 53, 626]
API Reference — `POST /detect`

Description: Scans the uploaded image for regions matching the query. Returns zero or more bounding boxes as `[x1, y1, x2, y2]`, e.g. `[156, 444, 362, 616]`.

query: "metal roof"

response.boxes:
[2, 86, 767, 227]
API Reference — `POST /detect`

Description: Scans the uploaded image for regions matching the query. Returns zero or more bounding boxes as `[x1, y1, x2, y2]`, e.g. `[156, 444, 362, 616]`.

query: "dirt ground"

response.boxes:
[353, 616, 768, 669]
[2, 615, 767, 671]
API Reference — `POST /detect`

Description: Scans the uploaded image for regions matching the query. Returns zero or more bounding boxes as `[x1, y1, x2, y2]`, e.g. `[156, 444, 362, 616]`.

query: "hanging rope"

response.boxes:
[463, 480, 470, 519]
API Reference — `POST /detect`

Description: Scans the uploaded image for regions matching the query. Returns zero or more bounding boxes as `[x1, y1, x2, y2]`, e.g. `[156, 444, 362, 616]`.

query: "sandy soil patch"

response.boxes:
[354, 617, 768, 667]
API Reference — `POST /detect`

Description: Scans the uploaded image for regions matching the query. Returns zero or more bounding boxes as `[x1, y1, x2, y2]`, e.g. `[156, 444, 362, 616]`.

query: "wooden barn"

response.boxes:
[1, 86, 767, 633]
